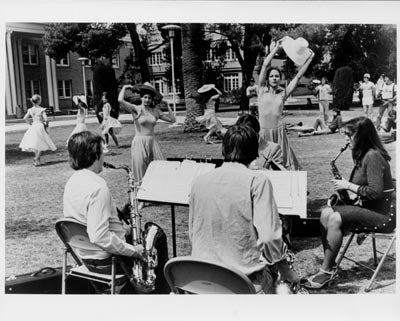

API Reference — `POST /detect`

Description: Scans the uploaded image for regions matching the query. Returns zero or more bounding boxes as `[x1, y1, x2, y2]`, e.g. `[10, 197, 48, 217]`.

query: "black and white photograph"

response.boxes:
[1, 1, 399, 321]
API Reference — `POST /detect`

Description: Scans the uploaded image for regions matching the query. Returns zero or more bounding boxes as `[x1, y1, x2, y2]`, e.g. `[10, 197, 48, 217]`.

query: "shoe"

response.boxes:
[303, 268, 338, 289]
[204, 137, 214, 144]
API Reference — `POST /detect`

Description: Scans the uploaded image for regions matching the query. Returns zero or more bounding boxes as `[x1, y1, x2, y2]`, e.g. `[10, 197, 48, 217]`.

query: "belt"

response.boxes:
[83, 257, 113, 267]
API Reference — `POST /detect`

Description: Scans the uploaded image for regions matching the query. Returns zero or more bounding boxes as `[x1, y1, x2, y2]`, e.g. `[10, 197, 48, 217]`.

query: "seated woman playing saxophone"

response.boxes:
[305, 117, 395, 289]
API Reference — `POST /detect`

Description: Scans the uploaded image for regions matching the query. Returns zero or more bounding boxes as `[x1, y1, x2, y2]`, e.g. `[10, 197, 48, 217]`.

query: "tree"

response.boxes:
[42, 23, 127, 118]
[332, 66, 354, 110]
[181, 23, 206, 132]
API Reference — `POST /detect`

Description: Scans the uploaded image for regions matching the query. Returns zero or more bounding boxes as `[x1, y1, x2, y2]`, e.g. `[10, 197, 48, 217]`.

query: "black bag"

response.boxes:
[5, 267, 93, 294]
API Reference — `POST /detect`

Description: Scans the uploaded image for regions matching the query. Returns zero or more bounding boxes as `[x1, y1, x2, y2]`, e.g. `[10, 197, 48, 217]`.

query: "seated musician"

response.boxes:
[189, 125, 300, 293]
[305, 117, 394, 289]
[236, 114, 285, 170]
[63, 131, 144, 275]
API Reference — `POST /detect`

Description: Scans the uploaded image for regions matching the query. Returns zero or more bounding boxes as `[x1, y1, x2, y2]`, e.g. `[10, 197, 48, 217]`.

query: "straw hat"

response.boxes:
[140, 82, 158, 97]
[73, 95, 87, 106]
[281, 36, 312, 66]
[363, 73, 371, 79]
[312, 79, 321, 84]
[198, 84, 215, 94]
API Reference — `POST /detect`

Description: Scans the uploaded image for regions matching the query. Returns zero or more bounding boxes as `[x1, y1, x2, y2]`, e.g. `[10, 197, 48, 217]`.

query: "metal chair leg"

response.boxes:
[336, 232, 355, 268]
[365, 235, 396, 292]
[372, 236, 378, 266]
[62, 248, 67, 295]
[111, 256, 116, 295]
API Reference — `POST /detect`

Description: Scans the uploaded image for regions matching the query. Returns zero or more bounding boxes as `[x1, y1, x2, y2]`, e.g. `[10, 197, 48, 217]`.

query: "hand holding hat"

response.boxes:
[281, 36, 313, 66]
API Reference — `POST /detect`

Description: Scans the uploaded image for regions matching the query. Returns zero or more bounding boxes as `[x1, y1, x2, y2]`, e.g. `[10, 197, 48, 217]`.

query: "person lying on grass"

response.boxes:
[289, 108, 343, 137]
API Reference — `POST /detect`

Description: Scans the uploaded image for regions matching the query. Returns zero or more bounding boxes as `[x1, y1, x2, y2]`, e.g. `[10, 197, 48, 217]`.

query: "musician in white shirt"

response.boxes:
[63, 131, 144, 274]
[189, 125, 299, 293]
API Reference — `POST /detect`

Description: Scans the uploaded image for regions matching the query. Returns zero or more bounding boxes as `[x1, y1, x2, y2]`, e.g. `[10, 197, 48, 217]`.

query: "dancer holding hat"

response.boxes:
[66, 95, 89, 145]
[258, 37, 314, 170]
[118, 83, 176, 190]
[99, 92, 122, 152]
[195, 84, 227, 144]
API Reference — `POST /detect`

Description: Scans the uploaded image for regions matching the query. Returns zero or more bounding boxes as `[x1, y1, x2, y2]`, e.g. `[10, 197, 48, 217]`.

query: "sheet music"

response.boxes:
[256, 170, 307, 218]
[137, 160, 216, 205]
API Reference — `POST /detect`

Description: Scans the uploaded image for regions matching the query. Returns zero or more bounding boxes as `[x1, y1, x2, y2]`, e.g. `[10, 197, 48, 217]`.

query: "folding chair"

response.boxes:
[163, 256, 256, 294]
[55, 218, 128, 294]
[335, 230, 396, 292]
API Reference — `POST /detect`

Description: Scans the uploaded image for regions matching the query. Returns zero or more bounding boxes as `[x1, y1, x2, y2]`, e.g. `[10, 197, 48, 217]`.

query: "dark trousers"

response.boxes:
[83, 256, 132, 275]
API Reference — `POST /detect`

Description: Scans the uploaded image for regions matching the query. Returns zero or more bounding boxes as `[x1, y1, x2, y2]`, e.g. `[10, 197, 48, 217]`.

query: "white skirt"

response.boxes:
[100, 117, 122, 134]
[19, 122, 57, 152]
[66, 123, 88, 144]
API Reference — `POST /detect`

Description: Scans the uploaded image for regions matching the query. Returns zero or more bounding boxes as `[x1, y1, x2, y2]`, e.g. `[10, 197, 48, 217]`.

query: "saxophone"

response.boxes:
[103, 162, 169, 294]
[327, 143, 353, 206]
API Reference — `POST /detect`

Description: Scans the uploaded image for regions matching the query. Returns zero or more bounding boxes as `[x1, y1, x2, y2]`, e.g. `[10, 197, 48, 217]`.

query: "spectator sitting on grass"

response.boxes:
[290, 108, 343, 137]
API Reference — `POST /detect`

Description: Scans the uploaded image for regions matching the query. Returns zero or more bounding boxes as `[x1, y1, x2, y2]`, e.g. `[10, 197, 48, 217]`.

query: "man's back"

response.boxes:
[189, 162, 283, 276]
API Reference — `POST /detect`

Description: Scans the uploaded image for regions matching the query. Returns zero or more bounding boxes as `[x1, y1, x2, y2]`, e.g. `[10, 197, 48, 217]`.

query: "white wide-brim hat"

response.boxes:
[281, 36, 312, 66]
[198, 84, 215, 94]
[72, 95, 87, 106]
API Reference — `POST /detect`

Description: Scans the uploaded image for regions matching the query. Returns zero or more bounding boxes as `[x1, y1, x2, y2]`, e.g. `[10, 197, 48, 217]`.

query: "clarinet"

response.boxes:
[103, 162, 169, 294]
[328, 143, 352, 206]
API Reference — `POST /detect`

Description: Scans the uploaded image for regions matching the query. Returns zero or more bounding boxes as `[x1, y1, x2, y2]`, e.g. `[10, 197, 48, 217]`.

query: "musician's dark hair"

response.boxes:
[68, 131, 104, 170]
[236, 114, 260, 134]
[344, 116, 391, 163]
[222, 124, 259, 165]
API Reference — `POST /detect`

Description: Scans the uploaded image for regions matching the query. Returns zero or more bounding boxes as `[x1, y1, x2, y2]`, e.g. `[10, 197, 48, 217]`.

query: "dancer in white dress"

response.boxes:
[66, 95, 88, 145]
[99, 92, 122, 152]
[19, 94, 57, 166]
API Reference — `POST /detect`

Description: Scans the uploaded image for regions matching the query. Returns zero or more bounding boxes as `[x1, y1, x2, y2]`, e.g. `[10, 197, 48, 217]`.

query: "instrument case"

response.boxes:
[5, 266, 93, 294]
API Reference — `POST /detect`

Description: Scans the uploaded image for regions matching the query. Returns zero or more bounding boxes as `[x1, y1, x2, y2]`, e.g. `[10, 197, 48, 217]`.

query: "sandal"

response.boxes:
[303, 268, 338, 289]
[204, 137, 214, 144]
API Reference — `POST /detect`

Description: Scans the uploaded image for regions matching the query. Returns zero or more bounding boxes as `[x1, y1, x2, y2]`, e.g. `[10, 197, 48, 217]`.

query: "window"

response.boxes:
[112, 54, 120, 69]
[56, 53, 70, 67]
[25, 80, 41, 99]
[58, 80, 72, 98]
[150, 76, 165, 94]
[225, 48, 237, 61]
[223, 73, 240, 92]
[148, 52, 164, 66]
[22, 44, 39, 65]
[86, 80, 93, 97]
[206, 48, 217, 62]
[167, 80, 182, 95]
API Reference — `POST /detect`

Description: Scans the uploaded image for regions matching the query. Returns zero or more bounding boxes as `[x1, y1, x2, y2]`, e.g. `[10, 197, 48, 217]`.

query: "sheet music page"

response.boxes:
[255, 170, 307, 218]
[137, 160, 216, 204]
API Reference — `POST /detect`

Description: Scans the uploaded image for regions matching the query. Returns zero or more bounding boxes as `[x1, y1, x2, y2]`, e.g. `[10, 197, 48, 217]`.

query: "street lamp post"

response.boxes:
[162, 24, 181, 128]
[77, 57, 89, 103]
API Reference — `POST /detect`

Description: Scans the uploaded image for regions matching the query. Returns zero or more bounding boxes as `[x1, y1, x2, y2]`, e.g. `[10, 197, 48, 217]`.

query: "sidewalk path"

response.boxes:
[5, 114, 238, 133]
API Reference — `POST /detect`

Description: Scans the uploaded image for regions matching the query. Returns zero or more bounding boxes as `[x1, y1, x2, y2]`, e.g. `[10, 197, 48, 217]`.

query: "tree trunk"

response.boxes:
[126, 23, 150, 83]
[181, 23, 205, 132]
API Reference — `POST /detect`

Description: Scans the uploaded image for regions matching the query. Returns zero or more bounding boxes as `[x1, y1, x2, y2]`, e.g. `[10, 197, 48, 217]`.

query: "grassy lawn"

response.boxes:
[4, 107, 396, 294]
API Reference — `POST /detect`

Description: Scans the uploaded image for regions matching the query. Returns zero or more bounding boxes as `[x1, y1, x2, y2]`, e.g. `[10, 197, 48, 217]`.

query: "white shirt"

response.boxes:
[360, 81, 375, 99]
[380, 83, 397, 100]
[315, 84, 331, 101]
[63, 169, 136, 259]
[189, 162, 286, 276]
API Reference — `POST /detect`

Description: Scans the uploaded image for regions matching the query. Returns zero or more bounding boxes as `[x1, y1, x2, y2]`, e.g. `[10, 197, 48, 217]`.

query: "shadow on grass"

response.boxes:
[38, 159, 68, 166]
[5, 143, 68, 165]
[6, 217, 57, 239]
